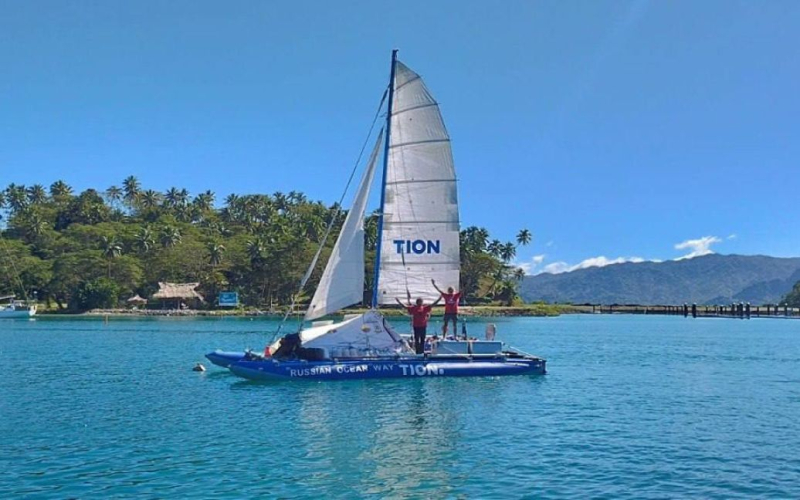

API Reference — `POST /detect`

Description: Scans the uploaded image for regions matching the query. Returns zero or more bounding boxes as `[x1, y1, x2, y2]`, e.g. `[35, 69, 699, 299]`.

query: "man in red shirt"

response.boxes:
[432, 279, 462, 336]
[396, 294, 442, 354]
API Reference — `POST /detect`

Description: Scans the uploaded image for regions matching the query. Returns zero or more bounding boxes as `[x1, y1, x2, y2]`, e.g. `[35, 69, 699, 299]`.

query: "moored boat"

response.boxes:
[0, 296, 37, 319]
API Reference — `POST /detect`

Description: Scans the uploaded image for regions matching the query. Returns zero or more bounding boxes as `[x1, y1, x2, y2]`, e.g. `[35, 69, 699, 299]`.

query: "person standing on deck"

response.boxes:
[431, 279, 462, 336]
[396, 294, 442, 355]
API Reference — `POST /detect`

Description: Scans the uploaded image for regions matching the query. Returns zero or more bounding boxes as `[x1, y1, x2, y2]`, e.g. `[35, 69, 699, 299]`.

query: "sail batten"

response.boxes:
[304, 131, 383, 321]
[376, 60, 460, 304]
[389, 139, 450, 149]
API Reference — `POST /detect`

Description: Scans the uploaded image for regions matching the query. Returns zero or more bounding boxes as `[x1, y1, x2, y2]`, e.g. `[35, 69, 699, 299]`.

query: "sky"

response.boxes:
[2, 1, 799, 274]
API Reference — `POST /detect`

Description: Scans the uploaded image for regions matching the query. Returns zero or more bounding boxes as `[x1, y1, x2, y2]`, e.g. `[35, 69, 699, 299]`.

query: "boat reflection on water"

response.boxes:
[294, 380, 460, 494]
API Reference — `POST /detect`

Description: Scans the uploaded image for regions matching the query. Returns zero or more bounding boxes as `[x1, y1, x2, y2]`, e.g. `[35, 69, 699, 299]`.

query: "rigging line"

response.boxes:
[269, 88, 389, 344]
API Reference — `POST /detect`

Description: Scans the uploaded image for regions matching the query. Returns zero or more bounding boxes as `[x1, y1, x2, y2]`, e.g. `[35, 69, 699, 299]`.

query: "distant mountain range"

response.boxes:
[520, 254, 800, 305]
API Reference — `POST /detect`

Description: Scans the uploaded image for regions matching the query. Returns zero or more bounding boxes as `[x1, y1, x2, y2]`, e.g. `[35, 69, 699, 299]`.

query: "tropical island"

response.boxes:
[0, 178, 536, 314]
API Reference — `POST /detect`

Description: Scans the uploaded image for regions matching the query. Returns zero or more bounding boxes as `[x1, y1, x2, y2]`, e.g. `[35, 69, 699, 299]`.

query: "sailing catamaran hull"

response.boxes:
[205, 350, 247, 368]
[228, 356, 546, 381]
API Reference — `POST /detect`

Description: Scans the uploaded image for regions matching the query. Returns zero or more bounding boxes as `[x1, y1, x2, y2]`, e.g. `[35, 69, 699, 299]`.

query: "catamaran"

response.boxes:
[207, 51, 546, 380]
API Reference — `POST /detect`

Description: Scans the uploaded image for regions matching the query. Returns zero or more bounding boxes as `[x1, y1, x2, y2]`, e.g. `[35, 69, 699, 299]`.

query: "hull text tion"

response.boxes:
[288, 363, 445, 378]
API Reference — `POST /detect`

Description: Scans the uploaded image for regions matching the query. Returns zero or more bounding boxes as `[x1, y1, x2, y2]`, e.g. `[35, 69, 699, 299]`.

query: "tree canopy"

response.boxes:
[1, 178, 530, 310]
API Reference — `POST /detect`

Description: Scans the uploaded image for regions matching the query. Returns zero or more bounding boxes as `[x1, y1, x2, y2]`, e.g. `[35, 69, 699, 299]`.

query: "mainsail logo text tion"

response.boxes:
[393, 239, 441, 254]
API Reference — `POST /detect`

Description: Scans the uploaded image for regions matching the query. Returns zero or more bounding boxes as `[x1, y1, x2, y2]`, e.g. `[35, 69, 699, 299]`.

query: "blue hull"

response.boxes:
[205, 350, 247, 368]
[229, 356, 546, 381]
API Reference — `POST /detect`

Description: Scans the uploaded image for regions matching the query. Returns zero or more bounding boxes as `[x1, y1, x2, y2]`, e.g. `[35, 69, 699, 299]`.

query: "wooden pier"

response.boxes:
[572, 303, 800, 319]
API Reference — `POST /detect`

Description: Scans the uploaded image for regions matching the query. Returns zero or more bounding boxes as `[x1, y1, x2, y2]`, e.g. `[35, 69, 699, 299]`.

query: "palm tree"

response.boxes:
[273, 192, 289, 213]
[194, 190, 215, 212]
[105, 185, 123, 210]
[27, 184, 48, 205]
[100, 235, 123, 278]
[303, 214, 326, 243]
[136, 227, 155, 254]
[487, 239, 502, 258]
[247, 237, 266, 266]
[224, 193, 239, 208]
[365, 212, 379, 250]
[516, 229, 532, 246]
[139, 189, 162, 210]
[513, 267, 526, 281]
[208, 242, 225, 267]
[475, 227, 489, 249]
[175, 203, 198, 223]
[499, 242, 517, 263]
[4, 184, 28, 213]
[21, 211, 48, 239]
[288, 190, 307, 205]
[164, 187, 180, 208]
[49, 180, 73, 198]
[177, 188, 189, 207]
[206, 241, 226, 303]
[159, 226, 182, 248]
[122, 176, 141, 208]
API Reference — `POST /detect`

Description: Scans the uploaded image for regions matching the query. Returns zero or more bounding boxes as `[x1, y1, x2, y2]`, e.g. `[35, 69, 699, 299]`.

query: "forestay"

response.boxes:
[378, 60, 460, 304]
[305, 132, 383, 321]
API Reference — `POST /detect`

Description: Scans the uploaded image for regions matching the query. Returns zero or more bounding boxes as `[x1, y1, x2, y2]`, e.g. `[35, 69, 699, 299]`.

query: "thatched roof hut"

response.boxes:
[151, 282, 205, 308]
[126, 294, 148, 306]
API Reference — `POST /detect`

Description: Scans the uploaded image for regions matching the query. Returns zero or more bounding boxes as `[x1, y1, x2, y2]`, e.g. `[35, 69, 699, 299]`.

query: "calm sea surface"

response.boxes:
[2, 314, 800, 498]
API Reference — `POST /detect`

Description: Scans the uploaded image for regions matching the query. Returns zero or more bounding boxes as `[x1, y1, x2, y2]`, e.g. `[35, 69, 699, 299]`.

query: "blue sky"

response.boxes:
[2, 1, 799, 273]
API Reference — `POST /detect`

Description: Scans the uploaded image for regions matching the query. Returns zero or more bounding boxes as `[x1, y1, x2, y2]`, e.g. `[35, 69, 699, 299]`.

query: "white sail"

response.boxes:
[377, 60, 460, 304]
[301, 310, 408, 353]
[305, 131, 383, 320]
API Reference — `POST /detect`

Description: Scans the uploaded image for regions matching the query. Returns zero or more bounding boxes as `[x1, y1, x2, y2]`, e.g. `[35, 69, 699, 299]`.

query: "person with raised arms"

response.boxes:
[431, 279, 462, 337]
[396, 292, 442, 355]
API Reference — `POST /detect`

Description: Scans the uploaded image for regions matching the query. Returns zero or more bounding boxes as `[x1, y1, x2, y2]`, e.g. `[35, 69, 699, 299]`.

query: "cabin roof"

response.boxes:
[151, 282, 205, 302]
[126, 294, 148, 304]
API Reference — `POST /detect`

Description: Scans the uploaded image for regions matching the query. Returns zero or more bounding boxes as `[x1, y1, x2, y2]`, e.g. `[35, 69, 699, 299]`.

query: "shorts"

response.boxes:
[444, 313, 458, 323]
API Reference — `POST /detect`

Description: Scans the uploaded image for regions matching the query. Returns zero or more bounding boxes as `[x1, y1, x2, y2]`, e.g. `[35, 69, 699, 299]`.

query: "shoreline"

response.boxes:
[38, 304, 573, 318]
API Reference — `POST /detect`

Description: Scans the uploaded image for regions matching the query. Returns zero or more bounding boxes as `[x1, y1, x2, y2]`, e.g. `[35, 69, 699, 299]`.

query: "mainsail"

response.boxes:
[304, 131, 383, 320]
[377, 60, 460, 304]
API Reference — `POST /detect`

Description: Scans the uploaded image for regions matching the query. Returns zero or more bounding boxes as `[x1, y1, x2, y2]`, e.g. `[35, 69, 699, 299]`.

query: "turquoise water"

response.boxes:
[2, 315, 800, 498]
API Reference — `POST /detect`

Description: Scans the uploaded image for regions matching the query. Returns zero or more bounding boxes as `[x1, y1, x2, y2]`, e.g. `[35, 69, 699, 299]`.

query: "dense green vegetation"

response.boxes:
[1, 179, 530, 311]
[782, 281, 800, 308]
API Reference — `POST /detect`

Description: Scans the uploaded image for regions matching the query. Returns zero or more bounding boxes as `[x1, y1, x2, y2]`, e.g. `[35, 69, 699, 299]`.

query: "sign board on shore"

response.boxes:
[218, 292, 239, 307]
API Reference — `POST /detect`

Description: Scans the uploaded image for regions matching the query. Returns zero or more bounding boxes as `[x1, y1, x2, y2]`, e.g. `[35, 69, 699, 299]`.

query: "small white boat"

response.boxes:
[0, 296, 37, 318]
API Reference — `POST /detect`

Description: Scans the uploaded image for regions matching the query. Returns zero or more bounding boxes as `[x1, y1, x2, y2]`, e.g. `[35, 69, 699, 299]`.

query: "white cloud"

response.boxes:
[528, 234, 729, 276]
[517, 254, 546, 275]
[573, 256, 644, 270]
[542, 261, 570, 274]
[539, 255, 644, 274]
[674, 235, 722, 260]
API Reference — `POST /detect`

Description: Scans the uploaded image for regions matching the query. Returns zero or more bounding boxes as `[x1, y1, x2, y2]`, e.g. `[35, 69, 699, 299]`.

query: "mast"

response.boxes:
[371, 49, 398, 308]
